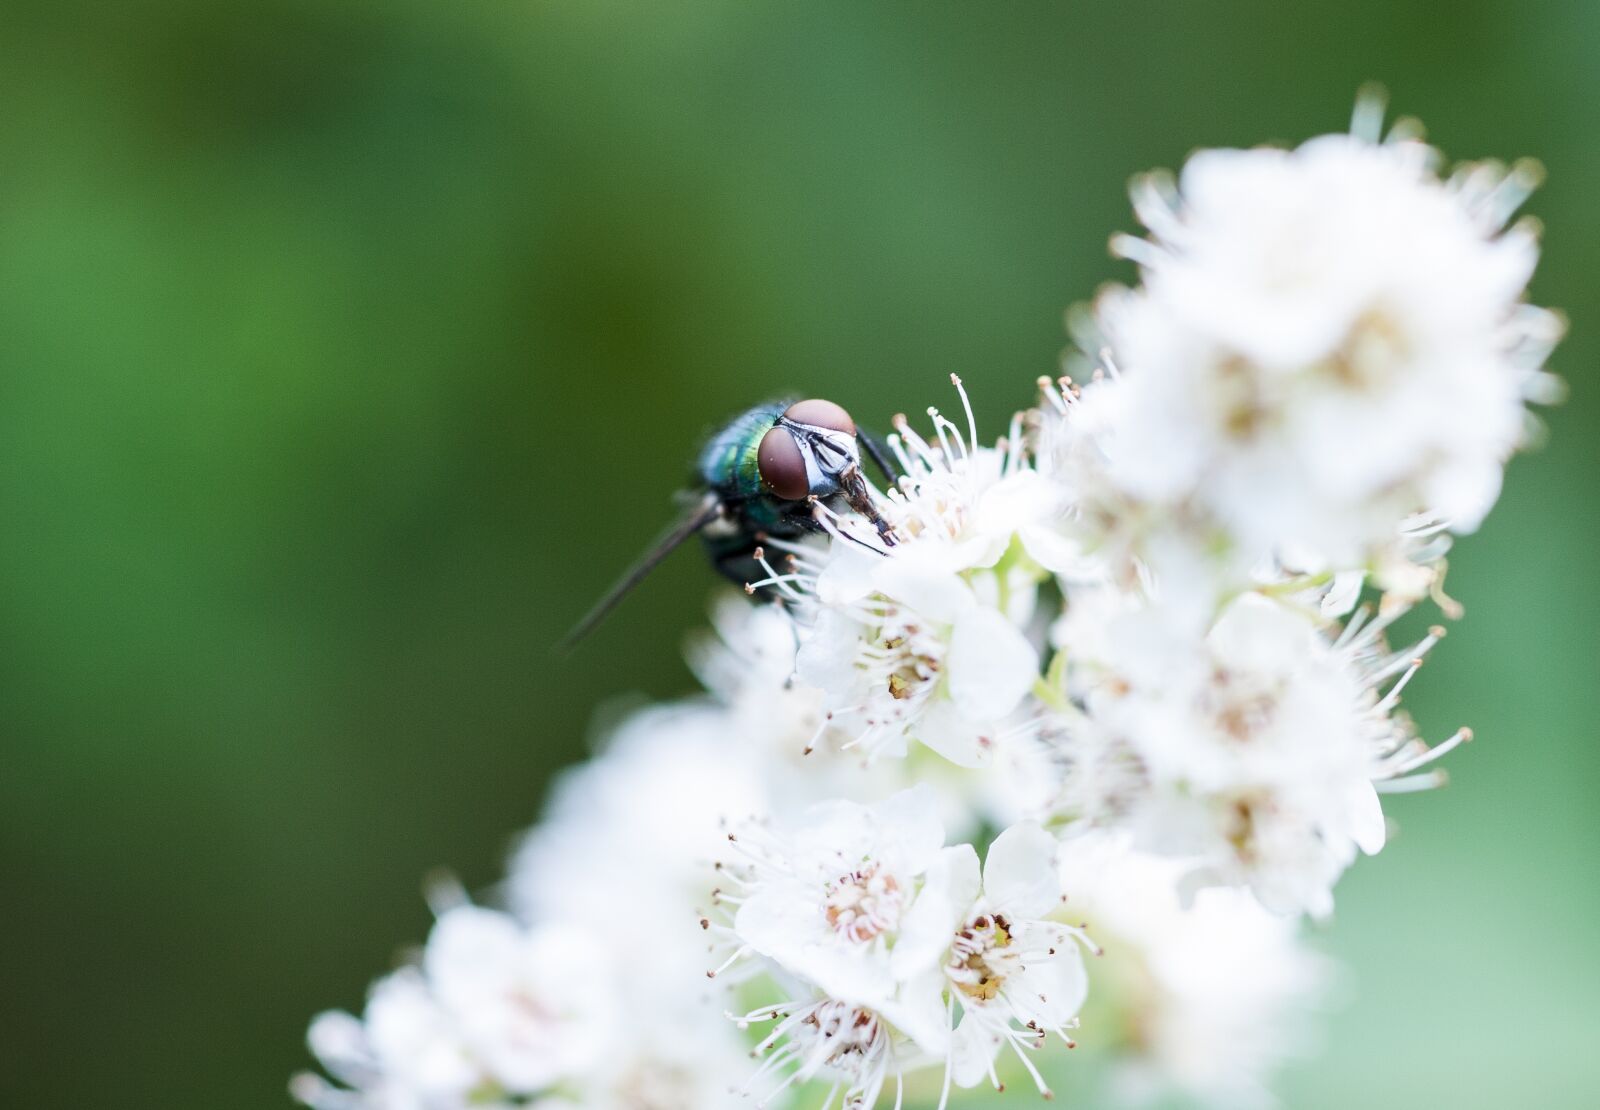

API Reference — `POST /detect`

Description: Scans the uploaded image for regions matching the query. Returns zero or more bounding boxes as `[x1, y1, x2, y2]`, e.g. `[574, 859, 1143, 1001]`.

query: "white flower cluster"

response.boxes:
[709, 789, 1093, 1106]
[297, 100, 1556, 1109]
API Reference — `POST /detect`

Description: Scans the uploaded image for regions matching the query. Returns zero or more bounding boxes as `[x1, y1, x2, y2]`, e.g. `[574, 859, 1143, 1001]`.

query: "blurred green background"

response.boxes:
[3, 1, 1596, 1107]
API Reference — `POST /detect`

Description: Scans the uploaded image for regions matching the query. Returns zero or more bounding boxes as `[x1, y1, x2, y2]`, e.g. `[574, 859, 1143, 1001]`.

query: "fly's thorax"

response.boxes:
[696, 403, 788, 503]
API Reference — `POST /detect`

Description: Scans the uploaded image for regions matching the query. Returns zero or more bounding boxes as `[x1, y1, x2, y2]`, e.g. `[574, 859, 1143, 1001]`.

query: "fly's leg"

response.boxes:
[835, 466, 899, 548]
[857, 427, 901, 486]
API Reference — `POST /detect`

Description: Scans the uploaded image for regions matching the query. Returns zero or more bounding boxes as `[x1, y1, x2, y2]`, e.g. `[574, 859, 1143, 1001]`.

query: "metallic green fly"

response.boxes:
[561, 398, 897, 647]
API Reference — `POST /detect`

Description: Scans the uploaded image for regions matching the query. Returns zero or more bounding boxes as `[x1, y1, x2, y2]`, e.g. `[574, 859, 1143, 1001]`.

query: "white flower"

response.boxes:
[1055, 591, 1465, 916]
[422, 909, 613, 1096]
[298, 99, 1553, 1110]
[780, 379, 1062, 766]
[685, 590, 914, 811]
[1058, 833, 1326, 1108]
[686, 590, 827, 759]
[732, 994, 923, 1110]
[292, 909, 614, 1108]
[796, 592, 1038, 766]
[555, 1020, 753, 1110]
[507, 701, 768, 991]
[295, 970, 484, 1110]
[948, 713, 1073, 832]
[504, 701, 773, 1102]
[713, 785, 962, 1049]
[716, 795, 1093, 1107]
[688, 590, 1029, 844]
[1079, 103, 1561, 569]
[941, 822, 1092, 1101]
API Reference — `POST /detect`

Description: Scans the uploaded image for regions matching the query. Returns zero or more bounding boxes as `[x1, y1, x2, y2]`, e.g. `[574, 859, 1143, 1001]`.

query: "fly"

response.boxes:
[561, 398, 897, 648]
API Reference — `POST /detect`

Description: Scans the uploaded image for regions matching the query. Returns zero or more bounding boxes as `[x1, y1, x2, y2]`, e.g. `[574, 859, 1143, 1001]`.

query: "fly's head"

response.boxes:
[757, 399, 896, 545]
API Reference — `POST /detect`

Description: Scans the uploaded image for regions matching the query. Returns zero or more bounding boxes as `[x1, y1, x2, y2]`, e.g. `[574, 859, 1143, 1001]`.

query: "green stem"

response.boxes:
[1255, 570, 1334, 598]
[1032, 674, 1068, 714]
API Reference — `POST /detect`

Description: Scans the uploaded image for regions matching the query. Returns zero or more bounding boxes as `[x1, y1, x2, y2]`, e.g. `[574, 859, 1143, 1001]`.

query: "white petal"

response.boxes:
[790, 798, 879, 876]
[801, 946, 897, 1008]
[1019, 522, 1099, 579]
[735, 882, 822, 967]
[913, 699, 992, 769]
[870, 550, 976, 623]
[949, 1011, 1004, 1088]
[1004, 928, 1088, 1028]
[981, 822, 1061, 920]
[948, 607, 1039, 722]
[1347, 780, 1387, 856]
[1320, 570, 1366, 618]
[973, 470, 1051, 544]
[793, 610, 868, 698]
[738, 885, 896, 1005]
[881, 969, 953, 1057]
[891, 845, 979, 982]
[815, 545, 879, 605]
[873, 784, 948, 872]
[423, 907, 523, 1002]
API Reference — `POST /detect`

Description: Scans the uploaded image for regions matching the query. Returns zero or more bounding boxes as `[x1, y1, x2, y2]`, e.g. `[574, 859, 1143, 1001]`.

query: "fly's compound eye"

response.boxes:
[782, 398, 856, 436]
[758, 425, 810, 500]
[761, 399, 859, 499]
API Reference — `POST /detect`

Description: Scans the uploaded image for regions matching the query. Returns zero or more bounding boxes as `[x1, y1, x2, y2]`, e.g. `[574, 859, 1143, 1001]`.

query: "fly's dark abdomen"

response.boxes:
[700, 529, 770, 593]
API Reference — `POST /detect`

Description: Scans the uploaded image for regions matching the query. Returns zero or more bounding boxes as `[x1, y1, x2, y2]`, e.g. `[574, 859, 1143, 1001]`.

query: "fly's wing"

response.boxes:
[557, 492, 724, 652]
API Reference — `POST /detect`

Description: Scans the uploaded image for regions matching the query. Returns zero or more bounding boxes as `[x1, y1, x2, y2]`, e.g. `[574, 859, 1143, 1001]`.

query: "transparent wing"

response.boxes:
[557, 492, 724, 652]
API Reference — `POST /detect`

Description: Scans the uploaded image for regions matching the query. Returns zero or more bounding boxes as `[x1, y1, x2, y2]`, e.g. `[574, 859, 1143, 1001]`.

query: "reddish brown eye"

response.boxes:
[783, 398, 855, 435]
[758, 426, 809, 500]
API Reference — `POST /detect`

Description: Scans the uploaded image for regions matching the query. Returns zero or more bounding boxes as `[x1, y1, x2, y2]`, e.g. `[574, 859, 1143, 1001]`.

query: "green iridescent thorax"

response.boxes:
[697, 402, 786, 505]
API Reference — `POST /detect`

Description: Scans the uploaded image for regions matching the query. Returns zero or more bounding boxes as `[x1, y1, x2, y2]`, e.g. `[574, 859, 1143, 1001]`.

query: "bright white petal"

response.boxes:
[1347, 780, 1387, 856]
[913, 699, 992, 769]
[982, 822, 1061, 920]
[1003, 928, 1088, 1028]
[873, 784, 948, 871]
[949, 1011, 1004, 1088]
[891, 845, 979, 982]
[881, 969, 954, 1057]
[948, 607, 1039, 722]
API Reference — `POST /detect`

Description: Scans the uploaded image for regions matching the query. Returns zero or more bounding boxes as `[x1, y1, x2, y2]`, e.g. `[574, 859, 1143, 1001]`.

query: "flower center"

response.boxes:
[823, 864, 904, 943]
[866, 613, 940, 704]
[612, 1058, 697, 1110]
[1202, 666, 1281, 742]
[1223, 791, 1273, 863]
[1325, 305, 1411, 391]
[794, 1002, 888, 1077]
[948, 912, 1014, 1002]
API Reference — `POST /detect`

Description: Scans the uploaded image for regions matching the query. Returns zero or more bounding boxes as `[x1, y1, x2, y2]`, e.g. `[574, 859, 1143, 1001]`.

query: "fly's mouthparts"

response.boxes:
[840, 465, 898, 547]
